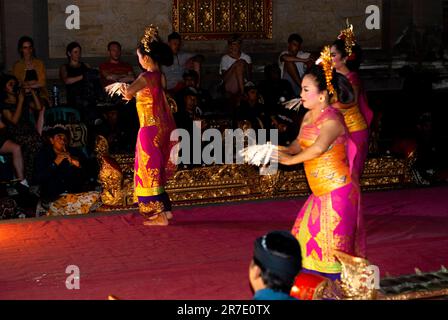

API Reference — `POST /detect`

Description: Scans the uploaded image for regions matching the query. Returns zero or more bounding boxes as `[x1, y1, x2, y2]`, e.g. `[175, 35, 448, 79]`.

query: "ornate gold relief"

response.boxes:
[97, 152, 414, 211]
[173, 0, 273, 40]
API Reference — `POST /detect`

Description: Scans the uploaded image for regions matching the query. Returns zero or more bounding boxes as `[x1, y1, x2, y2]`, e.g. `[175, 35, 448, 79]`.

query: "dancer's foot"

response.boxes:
[165, 211, 173, 220]
[143, 213, 169, 226]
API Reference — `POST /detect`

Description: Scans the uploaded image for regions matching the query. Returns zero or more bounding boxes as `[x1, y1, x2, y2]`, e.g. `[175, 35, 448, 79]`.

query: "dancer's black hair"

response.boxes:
[137, 40, 173, 67]
[332, 39, 363, 72]
[306, 65, 355, 105]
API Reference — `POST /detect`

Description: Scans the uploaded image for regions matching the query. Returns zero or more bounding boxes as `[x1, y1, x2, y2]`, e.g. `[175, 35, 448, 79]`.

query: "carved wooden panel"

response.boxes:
[96, 155, 414, 211]
[172, 0, 273, 40]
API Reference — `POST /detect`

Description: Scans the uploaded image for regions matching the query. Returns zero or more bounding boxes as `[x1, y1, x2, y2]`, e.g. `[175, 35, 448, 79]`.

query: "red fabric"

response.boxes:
[0, 186, 447, 300]
[99, 61, 134, 87]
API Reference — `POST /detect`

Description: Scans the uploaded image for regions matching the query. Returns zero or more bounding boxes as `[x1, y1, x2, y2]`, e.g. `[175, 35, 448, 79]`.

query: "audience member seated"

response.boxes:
[279, 34, 314, 97]
[270, 109, 301, 147]
[99, 41, 136, 88]
[175, 70, 211, 114]
[219, 34, 253, 98]
[35, 127, 100, 216]
[174, 87, 203, 131]
[60, 42, 102, 123]
[12, 36, 50, 105]
[249, 231, 302, 300]
[0, 74, 43, 183]
[162, 32, 204, 94]
[0, 114, 28, 189]
[11, 36, 47, 134]
[258, 64, 295, 112]
[94, 104, 134, 154]
[174, 87, 207, 168]
[236, 82, 268, 130]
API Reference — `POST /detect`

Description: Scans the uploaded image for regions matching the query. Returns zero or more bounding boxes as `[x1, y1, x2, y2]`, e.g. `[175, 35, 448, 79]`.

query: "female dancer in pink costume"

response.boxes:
[330, 26, 374, 257]
[122, 26, 177, 226]
[330, 26, 373, 183]
[277, 47, 361, 281]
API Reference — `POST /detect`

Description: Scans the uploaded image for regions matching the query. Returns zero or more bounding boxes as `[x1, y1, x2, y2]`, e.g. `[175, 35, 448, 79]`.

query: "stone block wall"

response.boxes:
[46, 0, 383, 58]
[0, 0, 444, 76]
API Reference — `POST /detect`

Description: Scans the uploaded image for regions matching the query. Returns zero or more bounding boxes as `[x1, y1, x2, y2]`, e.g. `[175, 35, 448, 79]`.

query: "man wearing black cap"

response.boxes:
[35, 127, 86, 204]
[249, 231, 302, 300]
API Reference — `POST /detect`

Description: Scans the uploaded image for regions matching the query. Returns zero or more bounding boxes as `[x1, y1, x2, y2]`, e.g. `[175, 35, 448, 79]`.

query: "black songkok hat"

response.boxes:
[253, 231, 302, 283]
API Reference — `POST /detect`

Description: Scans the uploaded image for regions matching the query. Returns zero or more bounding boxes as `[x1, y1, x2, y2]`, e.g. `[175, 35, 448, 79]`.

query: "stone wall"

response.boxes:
[48, 0, 172, 58]
[46, 0, 382, 58]
[1, 0, 444, 72]
[2, 0, 34, 72]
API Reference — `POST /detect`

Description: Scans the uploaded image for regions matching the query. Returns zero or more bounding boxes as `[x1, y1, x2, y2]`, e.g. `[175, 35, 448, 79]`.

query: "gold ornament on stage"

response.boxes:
[332, 250, 378, 300]
[315, 46, 336, 96]
[141, 24, 159, 53]
[95, 136, 133, 207]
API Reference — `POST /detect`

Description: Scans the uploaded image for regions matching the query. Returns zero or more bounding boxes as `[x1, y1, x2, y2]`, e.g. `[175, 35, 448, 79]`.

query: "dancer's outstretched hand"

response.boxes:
[119, 83, 131, 100]
[275, 151, 296, 166]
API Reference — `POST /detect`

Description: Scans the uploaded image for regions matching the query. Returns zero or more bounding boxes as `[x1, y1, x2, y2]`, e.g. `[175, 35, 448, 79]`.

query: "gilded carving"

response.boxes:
[173, 0, 273, 40]
[179, 0, 196, 33]
[215, 0, 231, 32]
[97, 153, 414, 210]
[95, 136, 133, 208]
[198, 0, 214, 33]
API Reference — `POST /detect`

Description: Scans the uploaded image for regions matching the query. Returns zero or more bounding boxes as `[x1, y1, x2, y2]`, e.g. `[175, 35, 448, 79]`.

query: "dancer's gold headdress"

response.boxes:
[338, 19, 356, 60]
[315, 46, 336, 96]
[141, 24, 159, 53]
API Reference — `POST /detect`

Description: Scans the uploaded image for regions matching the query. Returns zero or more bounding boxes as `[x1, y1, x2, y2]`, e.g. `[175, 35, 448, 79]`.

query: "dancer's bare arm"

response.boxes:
[121, 74, 147, 101]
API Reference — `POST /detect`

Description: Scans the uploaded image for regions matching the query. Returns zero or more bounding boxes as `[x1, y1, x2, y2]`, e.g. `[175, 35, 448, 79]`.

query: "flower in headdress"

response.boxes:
[141, 24, 159, 54]
[338, 20, 357, 60]
[315, 46, 336, 96]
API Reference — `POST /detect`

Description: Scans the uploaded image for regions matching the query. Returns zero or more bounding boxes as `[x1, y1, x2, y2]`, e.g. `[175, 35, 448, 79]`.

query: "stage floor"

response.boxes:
[1, 186, 447, 300]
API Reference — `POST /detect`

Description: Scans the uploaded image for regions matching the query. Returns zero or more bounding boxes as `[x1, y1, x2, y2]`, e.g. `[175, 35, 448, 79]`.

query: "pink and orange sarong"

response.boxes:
[342, 71, 374, 183]
[291, 107, 364, 280]
[134, 71, 177, 219]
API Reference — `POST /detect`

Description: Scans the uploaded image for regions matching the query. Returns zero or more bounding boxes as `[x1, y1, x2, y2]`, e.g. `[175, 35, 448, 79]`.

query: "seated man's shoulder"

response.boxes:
[178, 51, 195, 61]
[119, 61, 133, 69]
[99, 61, 109, 70]
[220, 54, 231, 61]
[297, 51, 311, 59]
[241, 52, 252, 63]
[104, 61, 132, 69]
[279, 50, 290, 59]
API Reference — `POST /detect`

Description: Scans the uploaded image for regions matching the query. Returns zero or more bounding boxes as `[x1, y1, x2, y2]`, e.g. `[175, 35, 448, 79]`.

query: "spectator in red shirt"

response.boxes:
[99, 41, 135, 88]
